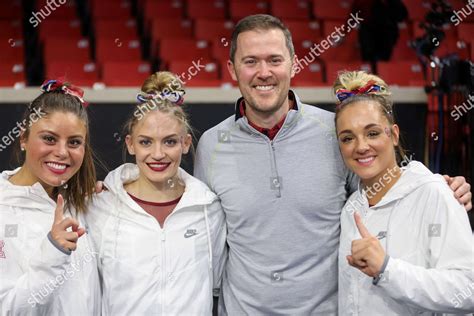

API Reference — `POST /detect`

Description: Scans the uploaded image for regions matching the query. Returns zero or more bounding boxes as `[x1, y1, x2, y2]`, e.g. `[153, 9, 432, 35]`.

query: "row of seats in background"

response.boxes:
[1, 0, 473, 87]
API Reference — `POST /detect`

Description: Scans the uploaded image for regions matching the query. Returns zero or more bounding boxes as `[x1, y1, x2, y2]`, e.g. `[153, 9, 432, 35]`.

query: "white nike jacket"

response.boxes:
[85, 163, 227, 316]
[0, 168, 101, 316]
[339, 161, 474, 315]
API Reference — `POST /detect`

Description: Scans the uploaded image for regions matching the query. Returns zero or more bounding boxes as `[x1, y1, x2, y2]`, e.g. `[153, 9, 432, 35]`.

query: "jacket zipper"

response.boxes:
[269, 141, 281, 198]
[161, 229, 166, 315]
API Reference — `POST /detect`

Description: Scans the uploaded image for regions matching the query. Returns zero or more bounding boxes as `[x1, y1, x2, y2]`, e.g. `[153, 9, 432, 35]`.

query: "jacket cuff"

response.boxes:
[372, 255, 390, 285]
[47, 232, 72, 256]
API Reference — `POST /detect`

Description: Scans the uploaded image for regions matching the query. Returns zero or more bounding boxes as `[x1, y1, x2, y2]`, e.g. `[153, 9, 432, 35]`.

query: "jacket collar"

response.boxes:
[234, 90, 302, 138]
[104, 163, 217, 216]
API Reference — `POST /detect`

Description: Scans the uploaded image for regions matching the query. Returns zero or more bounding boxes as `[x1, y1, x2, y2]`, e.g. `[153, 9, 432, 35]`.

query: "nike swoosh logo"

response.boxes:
[184, 230, 198, 238]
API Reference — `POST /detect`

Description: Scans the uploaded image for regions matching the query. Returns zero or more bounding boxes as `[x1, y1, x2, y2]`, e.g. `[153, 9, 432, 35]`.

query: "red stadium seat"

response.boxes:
[43, 38, 91, 63]
[34, 0, 79, 20]
[313, 0, 352, 20]
[96, 38, 142, 63]
[471, 41, 474, 59]
[318, 36, 361, 63]
[91, 0, 132, 19]
[404, 0, 431, 21]
[39, 20, 82, 42]
[95, 19, 138, 40]
[158, 39, 212, 63]
[45, 61, 99, 87]
[150, 18, 193, 41]
[458, 23, 474, 42]
[377, 61, 425, 86]
[211, 38, 231, 62]
[391, 33, 418, 61]
[0, 2, 22, 19]
[271, 0, 311, 19]
[102, 61, 151, 86]
[322, 20, 358, 43]
[325, 62, 372, 84]
[435, 39, 470, 60]
[0, 38, 24, 63]
[168, 60, 221, 87]
[292, 60, 324, 86]
[187, 0, 226, 19]
[143, 0, 184, 20]
[285, 20, 322, 42]
[0, 20, 23, 38]
[0, 62, 25, 87]
[293, 39, 323, 60]
[194, 19, 235, 42]
[229, 0, 270, 21]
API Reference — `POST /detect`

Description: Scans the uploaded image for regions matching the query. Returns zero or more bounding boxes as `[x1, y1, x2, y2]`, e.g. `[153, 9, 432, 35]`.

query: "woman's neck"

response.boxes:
[363, 165, 402, 206]
[9, 166, 54, 196]
[124, 174, 185, 203]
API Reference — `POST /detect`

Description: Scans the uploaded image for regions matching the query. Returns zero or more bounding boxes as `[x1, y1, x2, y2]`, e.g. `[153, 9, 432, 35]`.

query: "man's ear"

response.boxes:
[227, 60, 238, 81]
[125, 135, 135, 155]
[290, 54, 298, 78]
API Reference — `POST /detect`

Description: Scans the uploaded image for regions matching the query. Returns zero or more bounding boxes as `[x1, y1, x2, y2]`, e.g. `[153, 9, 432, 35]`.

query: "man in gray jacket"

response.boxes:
[193, 14, 472, 315]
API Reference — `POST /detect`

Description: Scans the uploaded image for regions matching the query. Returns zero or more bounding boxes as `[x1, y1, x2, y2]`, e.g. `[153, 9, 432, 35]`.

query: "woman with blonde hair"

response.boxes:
[86, 72, 227, 315]
[334, 71, 473, 314]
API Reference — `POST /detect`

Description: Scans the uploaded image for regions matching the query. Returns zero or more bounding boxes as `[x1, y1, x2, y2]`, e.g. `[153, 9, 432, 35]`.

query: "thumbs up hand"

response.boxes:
[346, 212, 386, 277]
[50, 194, 85, 252]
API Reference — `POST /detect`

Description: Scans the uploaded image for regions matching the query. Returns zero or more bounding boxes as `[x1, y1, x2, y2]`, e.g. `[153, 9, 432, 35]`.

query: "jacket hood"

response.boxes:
[103, 163, 218, 211]
[360, 161, 446, 208]
[0, 168, 55, 211]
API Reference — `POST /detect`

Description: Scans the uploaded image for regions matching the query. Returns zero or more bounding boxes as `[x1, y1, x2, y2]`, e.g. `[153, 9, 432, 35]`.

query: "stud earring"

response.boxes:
[20, 146, 25, 151]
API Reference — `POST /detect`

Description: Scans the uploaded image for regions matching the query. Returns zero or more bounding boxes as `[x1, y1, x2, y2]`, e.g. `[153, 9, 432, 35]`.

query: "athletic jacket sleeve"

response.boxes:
[377, 182, 474, 313]
[208, 200, 227, 291]
[194, 131, 214, 190]
[0, 232, 71, 315]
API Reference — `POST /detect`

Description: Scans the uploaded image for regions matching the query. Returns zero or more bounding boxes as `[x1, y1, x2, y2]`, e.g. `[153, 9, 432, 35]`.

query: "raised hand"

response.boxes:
[50, 194, 85, 252]
[346, 212, 386, 277]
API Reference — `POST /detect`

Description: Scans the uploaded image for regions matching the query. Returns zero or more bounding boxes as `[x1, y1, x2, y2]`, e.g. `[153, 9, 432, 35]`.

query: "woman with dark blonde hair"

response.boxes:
[0, 79, 100, 315]
[86, 71, 226, 315]
[334, 71, 473, 314]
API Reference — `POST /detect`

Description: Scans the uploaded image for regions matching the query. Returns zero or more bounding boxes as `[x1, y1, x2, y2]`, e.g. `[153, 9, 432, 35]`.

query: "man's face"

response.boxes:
[228, 29, 296, 118]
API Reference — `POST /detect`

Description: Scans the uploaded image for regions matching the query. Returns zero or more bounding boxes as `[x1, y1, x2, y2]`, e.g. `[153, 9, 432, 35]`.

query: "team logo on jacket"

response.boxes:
[5, 224, 18, 238]
[184, 229, 198, 238]
[0, 240, 5, 259]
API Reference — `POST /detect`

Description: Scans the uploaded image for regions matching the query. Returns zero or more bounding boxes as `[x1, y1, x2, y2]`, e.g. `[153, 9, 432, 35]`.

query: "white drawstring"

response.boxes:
[203, 205, 213, 270]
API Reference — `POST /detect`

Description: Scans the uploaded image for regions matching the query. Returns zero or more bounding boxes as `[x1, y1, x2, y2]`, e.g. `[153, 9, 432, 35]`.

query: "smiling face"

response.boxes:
[126, 110, 191, 187]
[20, 111, 87, 192]
[336, 100, 400, 187]
[228, 28, 296, 124]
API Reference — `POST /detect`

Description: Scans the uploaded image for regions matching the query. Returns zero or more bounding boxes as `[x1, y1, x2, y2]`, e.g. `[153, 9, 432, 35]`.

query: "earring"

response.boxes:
[20, 146, 25, 151]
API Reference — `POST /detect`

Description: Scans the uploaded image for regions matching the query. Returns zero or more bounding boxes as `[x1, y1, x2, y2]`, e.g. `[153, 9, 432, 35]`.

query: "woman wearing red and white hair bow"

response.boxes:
[85, 71, 226, 316]
[0, 79, 100, 315]
[334, 71, 473, 315]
